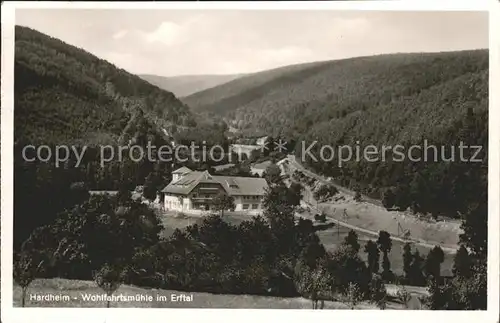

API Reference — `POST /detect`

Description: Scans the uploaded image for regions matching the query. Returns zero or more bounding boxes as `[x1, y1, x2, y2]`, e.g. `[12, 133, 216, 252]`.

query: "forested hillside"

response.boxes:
[183, 60, 327, 124]
[184, 50, 488, 139]
[15, 26, 196, 145]
[13, 26, 195, 247]
[181, 51, 488, 309]
[139, 73, 244, 98]
[184, 50, 488, 221]
[12, 29, 488, 310]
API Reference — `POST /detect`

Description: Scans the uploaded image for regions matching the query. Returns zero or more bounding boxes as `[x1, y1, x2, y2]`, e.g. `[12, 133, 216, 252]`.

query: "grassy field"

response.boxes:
[285, 163, 459, 275]
[295, 204, 454, 276]
[13, 278, 422, 309]
[313, 219, 454, 276]
[157, 207, 454, 276]
[294, 160, 462, 250]
[318, 201, 460, 249]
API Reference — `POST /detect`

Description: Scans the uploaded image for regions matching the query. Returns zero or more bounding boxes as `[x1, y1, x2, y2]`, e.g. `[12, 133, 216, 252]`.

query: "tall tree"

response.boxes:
[427, 260, 486, 310]
[396, 286, 412, 309]
[459, 202, 487, 259]
[425, 274, 449, 310]
[211, 192, 236, 217]
[327, 244, 371, 296]
[409, 250, 426, 286]
[382, 188, 396, 209]
[288, 182, 304, 207]
[402, 243, 413, 283]
[263, 163, 282, 186]
[345, 282, 363, 309]
[295, 261, 330, 309]
[13, 250, 43, 307]
[452, 245, 472, 278]
[354, 190, 362, 202]
[93, 263, 124, 308]
[143, 171, 162, 201]
[344, 230, 360, 254]
[68, 182, 90, 208]
[262, 183, 297, 255]
[116, 185, 132, 206]
[376, 231, 393, 281]
[364, 240, 380, 275]
[369, 274, 387, 310]
[424, 246, 445, 281]
[47, 195, 162, 278]
[263, 136, 276, 157]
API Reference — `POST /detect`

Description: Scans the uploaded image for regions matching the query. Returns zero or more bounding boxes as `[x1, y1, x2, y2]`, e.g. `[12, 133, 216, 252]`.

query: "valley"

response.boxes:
[11, 21, 488, 311]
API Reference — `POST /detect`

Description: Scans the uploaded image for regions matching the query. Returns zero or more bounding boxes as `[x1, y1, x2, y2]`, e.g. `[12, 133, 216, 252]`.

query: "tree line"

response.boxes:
[15, 26, 197, 146]
[14, 167, 485, 309]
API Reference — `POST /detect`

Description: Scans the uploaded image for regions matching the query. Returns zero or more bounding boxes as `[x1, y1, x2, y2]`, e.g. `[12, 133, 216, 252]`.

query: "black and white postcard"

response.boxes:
[1, 1, 499, 323]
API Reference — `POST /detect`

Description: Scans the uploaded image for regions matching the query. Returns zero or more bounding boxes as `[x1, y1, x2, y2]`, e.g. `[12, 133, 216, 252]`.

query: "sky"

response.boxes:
[15, 9, 488, 77]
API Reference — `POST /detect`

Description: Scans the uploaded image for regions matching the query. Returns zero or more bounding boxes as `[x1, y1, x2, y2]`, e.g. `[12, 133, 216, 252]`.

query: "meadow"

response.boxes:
[13, 278, 425, 309]
[157, 207, 454, 276]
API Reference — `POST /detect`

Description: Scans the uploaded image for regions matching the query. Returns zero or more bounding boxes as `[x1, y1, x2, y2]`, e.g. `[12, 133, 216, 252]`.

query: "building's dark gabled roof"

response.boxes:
[172, 166, 192, 174]
[162, 171, 218, 195]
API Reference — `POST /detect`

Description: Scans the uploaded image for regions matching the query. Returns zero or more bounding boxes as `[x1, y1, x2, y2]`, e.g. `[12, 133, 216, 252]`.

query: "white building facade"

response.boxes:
[162, 167, 268, 216]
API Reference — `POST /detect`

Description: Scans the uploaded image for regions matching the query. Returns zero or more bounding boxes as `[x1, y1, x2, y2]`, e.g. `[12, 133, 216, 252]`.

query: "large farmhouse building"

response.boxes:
[162, 167, 268, 215]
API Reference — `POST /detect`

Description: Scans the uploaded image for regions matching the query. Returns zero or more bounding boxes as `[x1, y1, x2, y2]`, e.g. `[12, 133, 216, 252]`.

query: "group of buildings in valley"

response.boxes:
[161, 157, 289, 215]
[90, 132, 290, 216]
[161, 166, 269, 215]
[89, 165, 272, 216]
[228, 135, 269, 160]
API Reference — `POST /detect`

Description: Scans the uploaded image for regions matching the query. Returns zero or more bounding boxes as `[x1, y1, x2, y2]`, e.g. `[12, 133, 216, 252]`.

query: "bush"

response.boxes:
[313, 184, 339, 202]
[93, 263, 124, 308]
[369, 274, 388, 309]
[314, 213, 327, 223]
[354, 190, 362, 202]
[396, 285, 411, 309]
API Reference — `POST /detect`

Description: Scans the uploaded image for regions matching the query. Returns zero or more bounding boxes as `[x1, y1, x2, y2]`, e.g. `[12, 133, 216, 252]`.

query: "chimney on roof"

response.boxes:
[202, 171, 213, 180]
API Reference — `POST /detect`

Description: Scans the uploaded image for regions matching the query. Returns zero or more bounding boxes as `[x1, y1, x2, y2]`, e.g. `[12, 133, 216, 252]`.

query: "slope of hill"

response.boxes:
[184, 50, 488, 221]
[183, 50, 488, 139]
[183, 60, 327, 117]
[139, 73, 244, 98]
[15, 26, 196, 145]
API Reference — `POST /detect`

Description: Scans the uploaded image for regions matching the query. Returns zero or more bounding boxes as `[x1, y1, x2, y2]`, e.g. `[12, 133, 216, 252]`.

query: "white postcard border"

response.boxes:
[1, 1, 499, 323]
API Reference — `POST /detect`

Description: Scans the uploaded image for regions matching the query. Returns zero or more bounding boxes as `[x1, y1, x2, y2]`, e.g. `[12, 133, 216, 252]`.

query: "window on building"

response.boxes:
[252, 204, 259, 209]
[227, 178, 239, 189]
[243, 204, 249, 210]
